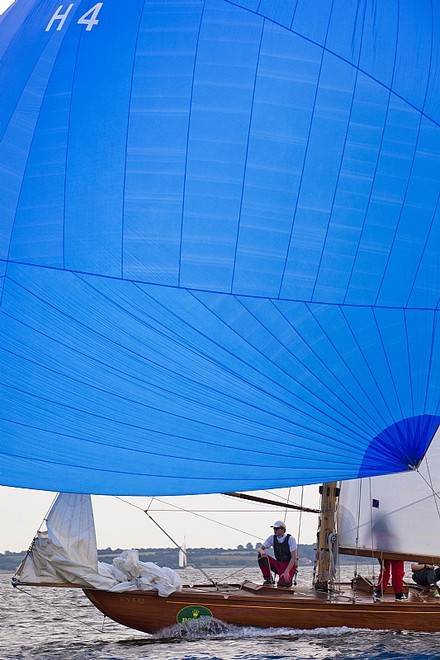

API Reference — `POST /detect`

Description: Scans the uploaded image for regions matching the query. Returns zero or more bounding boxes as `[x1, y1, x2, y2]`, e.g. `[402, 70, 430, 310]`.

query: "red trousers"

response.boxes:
[258, 554, 296, 585]
[376, 559, 405, 594]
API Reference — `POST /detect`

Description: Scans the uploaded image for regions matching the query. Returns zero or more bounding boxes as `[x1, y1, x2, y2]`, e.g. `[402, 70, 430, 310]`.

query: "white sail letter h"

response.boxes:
[45, 4, 74, 31]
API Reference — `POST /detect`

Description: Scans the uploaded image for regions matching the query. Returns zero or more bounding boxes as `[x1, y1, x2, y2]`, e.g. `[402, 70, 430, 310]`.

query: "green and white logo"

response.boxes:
[176, 605, 213, 623]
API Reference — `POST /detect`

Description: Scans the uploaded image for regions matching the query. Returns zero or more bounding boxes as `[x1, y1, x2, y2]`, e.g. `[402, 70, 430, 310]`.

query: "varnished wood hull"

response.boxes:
[83, 583, 440, 634]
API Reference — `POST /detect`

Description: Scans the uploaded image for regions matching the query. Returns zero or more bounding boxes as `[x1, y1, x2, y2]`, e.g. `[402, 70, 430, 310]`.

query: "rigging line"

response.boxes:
[114, 495, 261, 579]
[286, 487, 299, 587]
[285, 486, 292, 524]
[133, 508, 307, 512]
[295, 487, 304, 552]
[115, 495, 155, 513]
[114, 495, 282, 586]
[220, 559, 258, 584]
[13, 492, 60, 579]
[144, 497, 190, 569]
[352, 479, 364, 582]
[413, 465, 440, 521]
[136, 495, 263, 542]
[116, 496, 260, 547]
[365, 478, 375, 576]
[143, 510, 216, 587]
[263, 487, 314, 506]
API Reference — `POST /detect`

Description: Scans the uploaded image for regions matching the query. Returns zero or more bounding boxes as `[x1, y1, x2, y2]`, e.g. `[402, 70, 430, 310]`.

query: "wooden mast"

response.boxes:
[314, 482, 339, 591]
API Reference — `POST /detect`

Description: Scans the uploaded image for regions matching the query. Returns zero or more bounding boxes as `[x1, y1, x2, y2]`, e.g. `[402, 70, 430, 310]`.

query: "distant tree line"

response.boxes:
[0, 543, 371, 572]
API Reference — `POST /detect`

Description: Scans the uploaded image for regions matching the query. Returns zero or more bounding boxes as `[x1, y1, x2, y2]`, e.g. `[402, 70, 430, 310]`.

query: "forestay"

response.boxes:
[14, 493, 182, 596]
[1, 0, 439, 496]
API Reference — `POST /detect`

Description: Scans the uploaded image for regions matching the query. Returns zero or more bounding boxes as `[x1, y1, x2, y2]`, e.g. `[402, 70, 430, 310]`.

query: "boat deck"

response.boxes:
[183, 580, 436, 604]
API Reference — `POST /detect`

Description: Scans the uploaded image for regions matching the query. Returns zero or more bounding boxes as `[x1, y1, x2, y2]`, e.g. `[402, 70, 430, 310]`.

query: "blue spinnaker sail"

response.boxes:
[1, 0, 439, 495]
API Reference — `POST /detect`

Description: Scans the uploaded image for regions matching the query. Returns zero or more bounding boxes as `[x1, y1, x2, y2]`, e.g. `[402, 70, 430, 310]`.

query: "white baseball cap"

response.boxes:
[271, 520, 286, 529]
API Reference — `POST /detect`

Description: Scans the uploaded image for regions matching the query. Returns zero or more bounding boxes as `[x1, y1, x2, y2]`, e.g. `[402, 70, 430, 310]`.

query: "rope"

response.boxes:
[115, 495, 219, 585]
[414, 463, 440, 520]
[116, 494, 273, 587]
[219, 557, 260, 582]
[118, 495, 264, 541]
[115, 492, 310, 588]
[293, 486, 304, 586]
[143, 508, 217, 587]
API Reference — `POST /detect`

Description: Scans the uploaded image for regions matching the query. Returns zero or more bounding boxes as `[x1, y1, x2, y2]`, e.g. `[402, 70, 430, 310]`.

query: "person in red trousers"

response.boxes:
[373, 559, 407, 602]
[257, 520, 297, 587]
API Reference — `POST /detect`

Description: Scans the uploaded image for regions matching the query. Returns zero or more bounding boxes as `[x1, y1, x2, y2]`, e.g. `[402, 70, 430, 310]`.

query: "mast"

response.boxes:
[314, 482, 340, 592]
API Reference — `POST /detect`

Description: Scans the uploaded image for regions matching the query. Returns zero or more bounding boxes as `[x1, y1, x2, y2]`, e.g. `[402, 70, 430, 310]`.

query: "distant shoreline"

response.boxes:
[0, 543, 373, 573]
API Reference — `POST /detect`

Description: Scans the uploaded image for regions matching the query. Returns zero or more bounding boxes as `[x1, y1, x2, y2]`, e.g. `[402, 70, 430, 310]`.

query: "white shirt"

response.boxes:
[262, 533, 297, 553]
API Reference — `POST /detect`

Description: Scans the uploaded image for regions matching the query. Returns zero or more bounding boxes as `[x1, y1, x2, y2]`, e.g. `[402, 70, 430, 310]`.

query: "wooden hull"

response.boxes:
[83, 583, 440, 634]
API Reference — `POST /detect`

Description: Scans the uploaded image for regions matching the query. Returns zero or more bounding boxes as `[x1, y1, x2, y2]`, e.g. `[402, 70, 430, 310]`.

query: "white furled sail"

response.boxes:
[15, 493, 105, 587]
[338, 428, 440, 563]
[14, 493, 182, 597]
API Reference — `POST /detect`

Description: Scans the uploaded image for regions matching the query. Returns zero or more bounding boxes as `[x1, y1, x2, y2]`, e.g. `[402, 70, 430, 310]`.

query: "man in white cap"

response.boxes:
[257, 520, 297, 587]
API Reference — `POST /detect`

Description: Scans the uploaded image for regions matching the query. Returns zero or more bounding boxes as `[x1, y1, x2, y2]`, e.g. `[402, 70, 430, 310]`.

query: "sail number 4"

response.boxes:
[45, 3, 103, 32]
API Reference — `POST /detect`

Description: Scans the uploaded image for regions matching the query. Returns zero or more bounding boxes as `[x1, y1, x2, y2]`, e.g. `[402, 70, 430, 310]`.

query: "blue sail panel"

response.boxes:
[0, 0, 439, 496]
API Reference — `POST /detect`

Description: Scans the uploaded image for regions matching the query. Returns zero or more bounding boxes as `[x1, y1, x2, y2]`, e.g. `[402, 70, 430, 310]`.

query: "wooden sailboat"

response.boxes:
[81, 477, 440, 635]
[82, 582, 440, 634]
[13, 430, 440, 634]
[3, 0, 440, 638]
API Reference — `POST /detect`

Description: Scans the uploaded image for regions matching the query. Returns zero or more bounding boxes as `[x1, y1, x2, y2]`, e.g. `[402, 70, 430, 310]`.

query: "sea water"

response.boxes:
[2, 568, 440, 660]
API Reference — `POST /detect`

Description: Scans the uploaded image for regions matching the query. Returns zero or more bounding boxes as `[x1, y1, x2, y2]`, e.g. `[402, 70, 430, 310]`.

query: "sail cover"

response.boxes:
[0, 0, 439, 496]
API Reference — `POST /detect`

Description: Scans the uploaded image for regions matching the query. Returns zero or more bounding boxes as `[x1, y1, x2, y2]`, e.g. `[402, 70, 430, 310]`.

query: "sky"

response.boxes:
[0, 0, 323, 556]
[0, 485, 321, 553]
[0, 0, 13, 14]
